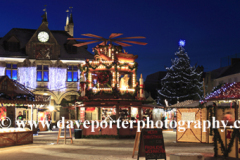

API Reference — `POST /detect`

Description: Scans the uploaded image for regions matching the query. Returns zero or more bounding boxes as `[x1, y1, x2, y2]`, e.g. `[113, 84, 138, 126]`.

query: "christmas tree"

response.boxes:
[157, 40, 203, 106]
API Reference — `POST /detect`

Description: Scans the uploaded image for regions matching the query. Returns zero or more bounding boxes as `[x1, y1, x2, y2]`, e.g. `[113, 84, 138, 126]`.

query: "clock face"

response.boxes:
[38, 31, 49, 42]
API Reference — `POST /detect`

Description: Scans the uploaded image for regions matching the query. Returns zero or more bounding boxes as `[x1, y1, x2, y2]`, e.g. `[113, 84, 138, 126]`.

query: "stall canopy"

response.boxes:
[0, 76, 50, 105]
[169, 100, 214, 108]
[205, 82, 240, 100]
[142, 104, 164, 109]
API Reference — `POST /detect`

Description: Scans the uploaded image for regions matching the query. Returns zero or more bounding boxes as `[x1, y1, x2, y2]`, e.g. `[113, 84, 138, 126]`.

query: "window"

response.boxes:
[67, 65, 78, 82]
[8, 42, 20, 52]
[3, 41, 20, 52]
[6, 64, 17, 80]
[37, 65, 49, 81]
[65, 43, 77, 54]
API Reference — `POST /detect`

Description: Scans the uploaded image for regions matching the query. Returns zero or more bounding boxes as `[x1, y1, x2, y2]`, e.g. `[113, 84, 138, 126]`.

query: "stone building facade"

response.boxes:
[0, 11, 94, 122]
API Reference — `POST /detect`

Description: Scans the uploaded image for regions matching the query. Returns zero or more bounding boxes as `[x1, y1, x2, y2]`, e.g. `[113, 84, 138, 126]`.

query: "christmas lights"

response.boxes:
[48, 67, 67, 90]
[158, 45, 203, 105]
[205, 82, 240, 100]
[77, 70, 81, 90]
[179, 40, 185, 47]
[119, 88, 135, 92]
[18, 67, 37, 89]
[0, 67, 5, 76]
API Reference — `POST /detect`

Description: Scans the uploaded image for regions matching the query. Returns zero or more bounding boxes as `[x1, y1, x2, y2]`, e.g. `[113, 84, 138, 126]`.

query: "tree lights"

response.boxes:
[157, 42, 203, 106]
[179, 39, 185, 47]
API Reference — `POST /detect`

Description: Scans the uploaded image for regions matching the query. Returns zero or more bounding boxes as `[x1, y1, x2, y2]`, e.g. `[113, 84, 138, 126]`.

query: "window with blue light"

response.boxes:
[12, 70, 17, 80]
[43, 71, 48, 81]
[37, 71, 42, 81]
[6, 64, 17, 80]
[37, 65, 48, 82]
[73, 72, 78, 82]
[67, 72, 72, 81]
[67, 65, 78, 82]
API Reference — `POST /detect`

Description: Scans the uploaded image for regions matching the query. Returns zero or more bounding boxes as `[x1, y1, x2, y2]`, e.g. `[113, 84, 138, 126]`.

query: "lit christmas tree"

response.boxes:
[157, 40, 203, 106]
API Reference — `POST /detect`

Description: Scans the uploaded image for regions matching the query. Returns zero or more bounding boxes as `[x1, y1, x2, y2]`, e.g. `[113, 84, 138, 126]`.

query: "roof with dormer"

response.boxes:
[0, 28, 94, 60]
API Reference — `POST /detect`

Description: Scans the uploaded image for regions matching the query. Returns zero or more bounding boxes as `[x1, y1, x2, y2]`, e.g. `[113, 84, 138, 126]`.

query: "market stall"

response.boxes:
[169, 100, 214, 143]
[204, 82, 240, 159]
[0, 76, 50, 146]
[71, 34, 167, 138]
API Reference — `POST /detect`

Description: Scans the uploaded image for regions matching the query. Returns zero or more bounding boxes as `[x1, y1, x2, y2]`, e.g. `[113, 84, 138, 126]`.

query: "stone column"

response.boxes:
[55, 105, 62, 121]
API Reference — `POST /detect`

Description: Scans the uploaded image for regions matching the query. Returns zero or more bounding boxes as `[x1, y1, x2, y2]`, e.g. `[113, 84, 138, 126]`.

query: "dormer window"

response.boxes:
[8, 42, 20, 52]
[65, 41, 77, 54]
[3, 36, 20, 52]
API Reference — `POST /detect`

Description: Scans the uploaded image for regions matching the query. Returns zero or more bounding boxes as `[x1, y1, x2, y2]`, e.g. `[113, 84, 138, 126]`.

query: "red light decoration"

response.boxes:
[86, 107, 95, 112]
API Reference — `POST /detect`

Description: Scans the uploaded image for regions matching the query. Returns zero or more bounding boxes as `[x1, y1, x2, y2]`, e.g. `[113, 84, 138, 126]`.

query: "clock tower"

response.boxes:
[25, 10, 60, 60]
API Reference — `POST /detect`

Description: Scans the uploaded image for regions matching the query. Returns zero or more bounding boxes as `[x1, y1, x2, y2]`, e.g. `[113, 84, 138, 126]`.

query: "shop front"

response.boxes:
[74, 100, 163, 138]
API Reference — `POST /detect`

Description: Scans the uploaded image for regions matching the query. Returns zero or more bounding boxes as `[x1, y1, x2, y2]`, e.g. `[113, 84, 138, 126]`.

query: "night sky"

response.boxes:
[1, 0, 240, 80]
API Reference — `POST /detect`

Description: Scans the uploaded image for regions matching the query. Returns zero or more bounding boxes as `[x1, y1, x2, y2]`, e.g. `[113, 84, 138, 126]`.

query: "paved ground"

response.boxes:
[0, 131, 214, 160]
[0, 131, 235, 160]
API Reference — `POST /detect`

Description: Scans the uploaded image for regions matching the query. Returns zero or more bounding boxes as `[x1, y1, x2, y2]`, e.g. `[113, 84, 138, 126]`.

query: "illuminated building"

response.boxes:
[0, 8, 94, 123]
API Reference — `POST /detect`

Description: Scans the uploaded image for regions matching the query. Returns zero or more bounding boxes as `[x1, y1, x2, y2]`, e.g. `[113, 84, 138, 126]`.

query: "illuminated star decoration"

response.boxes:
[179, 40, 185, 47]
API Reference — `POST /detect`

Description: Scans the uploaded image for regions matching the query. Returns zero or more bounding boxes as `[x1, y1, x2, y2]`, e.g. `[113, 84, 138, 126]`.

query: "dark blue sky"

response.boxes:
[1, 0, 240, 79]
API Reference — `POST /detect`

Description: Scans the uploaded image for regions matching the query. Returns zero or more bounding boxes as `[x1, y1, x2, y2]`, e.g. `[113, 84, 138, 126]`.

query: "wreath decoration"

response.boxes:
[97, 72, 110, 84]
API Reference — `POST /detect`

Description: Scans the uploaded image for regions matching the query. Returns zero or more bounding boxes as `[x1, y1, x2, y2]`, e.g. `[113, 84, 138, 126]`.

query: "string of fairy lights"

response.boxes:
[0, 67, 5, 76]
[205, 82, 240, 100]
[48, 67, 67, 90]
[18, 67, 37, 89]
